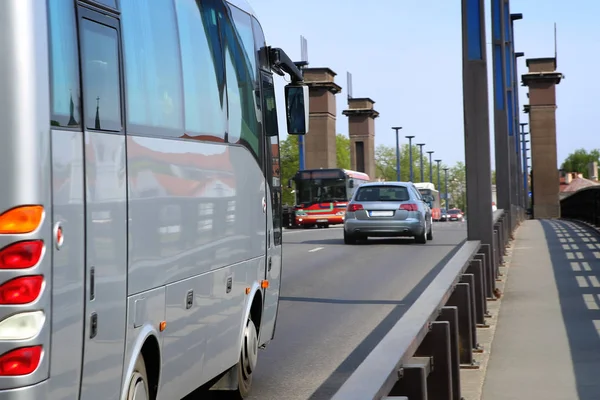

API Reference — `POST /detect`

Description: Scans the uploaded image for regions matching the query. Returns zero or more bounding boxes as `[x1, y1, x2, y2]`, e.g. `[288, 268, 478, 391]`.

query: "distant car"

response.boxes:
[343, 181, 433, 244]
[447, 209, 463, 221]
[440, 210, 448, 221]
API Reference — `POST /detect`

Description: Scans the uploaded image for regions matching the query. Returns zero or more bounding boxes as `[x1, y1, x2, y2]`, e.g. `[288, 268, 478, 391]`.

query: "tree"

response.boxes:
[336, 134, 351, 169]
[447, 162, 466, 211]
[560, 148, 600, 178]
[280, 135, 299, 205]
[374, 143, 447, 186]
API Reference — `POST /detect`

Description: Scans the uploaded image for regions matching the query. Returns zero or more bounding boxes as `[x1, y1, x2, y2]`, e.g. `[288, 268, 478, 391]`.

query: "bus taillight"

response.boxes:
[0, 346, 42, 376]
[0, 276, 44, 304]
[0, 240, 44, 269]
[0, 206, 44, 234]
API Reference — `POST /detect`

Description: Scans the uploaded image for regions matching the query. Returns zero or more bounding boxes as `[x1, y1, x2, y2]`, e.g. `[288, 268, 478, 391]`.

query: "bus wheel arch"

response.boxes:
[236, 291, 263, 398]
[140, 335, 161, 399]
[126, 335, 161, 400]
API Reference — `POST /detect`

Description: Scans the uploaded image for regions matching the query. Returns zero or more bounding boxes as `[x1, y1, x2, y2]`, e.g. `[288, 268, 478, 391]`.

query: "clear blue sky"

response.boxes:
[250, 0, 599, 169]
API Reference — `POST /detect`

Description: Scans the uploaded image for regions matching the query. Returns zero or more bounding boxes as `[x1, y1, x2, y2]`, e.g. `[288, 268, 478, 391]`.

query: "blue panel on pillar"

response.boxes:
[504, 45, 513, 86]
[504, 2, 511, 42]
[493, 45, 505, 110]
[507, 91, 514, 136]
[466, 0, 482, 60]
[492, 0, 502, 40]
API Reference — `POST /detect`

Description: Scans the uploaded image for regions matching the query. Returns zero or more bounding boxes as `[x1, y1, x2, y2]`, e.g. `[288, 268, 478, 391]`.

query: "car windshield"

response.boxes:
[448, 210, 461, 214]
[355, 185, 409, 202]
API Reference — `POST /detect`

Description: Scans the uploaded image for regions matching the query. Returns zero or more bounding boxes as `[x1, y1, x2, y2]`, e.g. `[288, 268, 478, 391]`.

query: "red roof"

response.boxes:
[127, 137, 232, 172]
[559, 173, 600, 193]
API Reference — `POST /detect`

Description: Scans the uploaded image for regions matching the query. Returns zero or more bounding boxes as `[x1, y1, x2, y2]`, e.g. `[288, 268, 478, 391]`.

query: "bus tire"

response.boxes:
[233, 316, 259, 399]
[126, 354, 151, 400]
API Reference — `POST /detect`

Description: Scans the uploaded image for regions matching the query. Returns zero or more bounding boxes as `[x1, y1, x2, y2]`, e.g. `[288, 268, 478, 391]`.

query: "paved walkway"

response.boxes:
[482, 219, 600, 400]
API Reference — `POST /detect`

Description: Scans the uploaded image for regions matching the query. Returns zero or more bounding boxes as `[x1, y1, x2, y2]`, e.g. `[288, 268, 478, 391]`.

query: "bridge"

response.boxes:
[204, 0, 594, 398]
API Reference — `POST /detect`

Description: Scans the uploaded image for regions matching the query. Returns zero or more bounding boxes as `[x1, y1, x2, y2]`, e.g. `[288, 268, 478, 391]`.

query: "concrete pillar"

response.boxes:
[342, 97, 379, 178]
[302, 68, 342, 169]
[461, 0, 495, 272]
[522, 57, 563, 219]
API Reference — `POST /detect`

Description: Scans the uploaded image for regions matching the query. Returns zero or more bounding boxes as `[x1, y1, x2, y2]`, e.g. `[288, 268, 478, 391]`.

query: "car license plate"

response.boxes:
[317, 219, 328, 223]
[370, 211, 394, 217]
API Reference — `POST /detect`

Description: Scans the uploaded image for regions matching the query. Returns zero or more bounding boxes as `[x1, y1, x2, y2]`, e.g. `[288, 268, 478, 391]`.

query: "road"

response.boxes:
[196, 222, 467, 399]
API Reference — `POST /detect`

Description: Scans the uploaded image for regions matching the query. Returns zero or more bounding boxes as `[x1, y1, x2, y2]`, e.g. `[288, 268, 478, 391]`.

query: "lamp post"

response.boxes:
[435, 159, 442, 190]
[416, 143, 425, 182]
[427, 151, 434, 183]
[443, 167, 450, 213]
[392, 127, 402, 181]
[406, 135, 415, 181]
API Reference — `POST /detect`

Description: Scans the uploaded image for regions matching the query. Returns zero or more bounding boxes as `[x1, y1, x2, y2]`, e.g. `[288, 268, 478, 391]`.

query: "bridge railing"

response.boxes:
[560, 186, 600, 227]
[331, 209, 512, 400]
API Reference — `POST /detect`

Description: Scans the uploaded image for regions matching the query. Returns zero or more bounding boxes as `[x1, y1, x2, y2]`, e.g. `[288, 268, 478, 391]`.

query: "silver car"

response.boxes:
[343, 181, 433, 244]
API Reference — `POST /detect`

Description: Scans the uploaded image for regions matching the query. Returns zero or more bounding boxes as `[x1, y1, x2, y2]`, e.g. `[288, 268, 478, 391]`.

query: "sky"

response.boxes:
[249, 0, 600, 169]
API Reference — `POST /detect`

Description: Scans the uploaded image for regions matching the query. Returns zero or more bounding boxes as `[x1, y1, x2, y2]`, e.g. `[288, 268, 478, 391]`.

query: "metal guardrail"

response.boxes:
[560, 186, 600, 226]
[331, 209, 512, 400]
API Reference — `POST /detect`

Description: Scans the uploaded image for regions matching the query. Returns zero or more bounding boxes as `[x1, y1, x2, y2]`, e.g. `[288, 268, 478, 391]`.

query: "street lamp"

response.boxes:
[406, 135, 415, 181]
[443, 167, 450, 213]
[427, 151, 435, 183]
[435, 159, 442, 190]
[416, 143, 425, 182]
[391, 127, 403, 181]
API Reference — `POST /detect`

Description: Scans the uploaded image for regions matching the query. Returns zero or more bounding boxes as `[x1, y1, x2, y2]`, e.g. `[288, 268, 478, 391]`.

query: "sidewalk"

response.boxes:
[482, 219, 600, 400]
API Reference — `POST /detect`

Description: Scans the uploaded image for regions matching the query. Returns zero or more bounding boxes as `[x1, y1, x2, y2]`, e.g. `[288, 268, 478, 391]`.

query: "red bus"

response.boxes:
[291, 168, 370, 227]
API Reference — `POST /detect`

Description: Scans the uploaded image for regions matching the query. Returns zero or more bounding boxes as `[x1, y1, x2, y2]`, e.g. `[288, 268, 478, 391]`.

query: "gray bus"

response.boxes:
[0, 0, 308, 399]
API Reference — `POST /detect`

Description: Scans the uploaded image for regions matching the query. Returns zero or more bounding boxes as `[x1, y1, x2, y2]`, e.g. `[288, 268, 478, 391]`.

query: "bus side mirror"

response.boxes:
[288, 179, 293, 189]
[285, 85, 309, 135]
[348, 180, 354, 188]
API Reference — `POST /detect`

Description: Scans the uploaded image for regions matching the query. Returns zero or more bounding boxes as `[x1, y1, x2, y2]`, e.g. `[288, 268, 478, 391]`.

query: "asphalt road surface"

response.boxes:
[199, 221, 467, 400]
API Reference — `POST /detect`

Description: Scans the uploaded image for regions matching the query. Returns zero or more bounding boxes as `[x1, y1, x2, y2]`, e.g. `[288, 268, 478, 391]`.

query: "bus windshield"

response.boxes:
[296, 178, 347, 204]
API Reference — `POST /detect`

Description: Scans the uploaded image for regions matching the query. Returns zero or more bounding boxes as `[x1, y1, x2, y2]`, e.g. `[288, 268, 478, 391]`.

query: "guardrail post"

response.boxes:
[438, 307, 462, 400]
[448, 283, 475, 366]
[492, 228, 499, 273]
[466, 258, 487, 325]
[414, 321, 452, 400]
[389, 358, 430, 400]
[476, 245, 496, 301]
[474, 252, 491, 300]
[460, 274, 481, 354]
[494, 222, 503, 268]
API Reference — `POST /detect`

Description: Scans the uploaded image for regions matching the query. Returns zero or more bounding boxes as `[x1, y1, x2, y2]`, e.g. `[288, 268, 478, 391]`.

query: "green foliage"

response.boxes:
[278, 136, 468, 210]
[560, 148, 600, 178]
[336, 134, 351, 169]
[280, 135, 299, 205]
[374, 143, 444, 185]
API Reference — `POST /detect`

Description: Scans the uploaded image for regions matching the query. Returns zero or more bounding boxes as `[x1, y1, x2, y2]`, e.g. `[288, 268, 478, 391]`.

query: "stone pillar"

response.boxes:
[342, 98, 379, 178]
[522, 57, 563, 219]
[302, 68, 341, 169]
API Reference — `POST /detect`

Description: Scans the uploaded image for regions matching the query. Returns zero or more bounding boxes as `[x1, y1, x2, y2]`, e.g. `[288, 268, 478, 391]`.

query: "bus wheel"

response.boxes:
[126, 355, 150, 400]
[235, 316, 259, 398]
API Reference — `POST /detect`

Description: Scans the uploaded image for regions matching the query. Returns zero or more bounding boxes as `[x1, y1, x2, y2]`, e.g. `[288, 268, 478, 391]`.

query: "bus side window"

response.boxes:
[121, 0, 184, 137]
[48, 0, 81, 128]
[174, 0, 226, 142]
[80, 18, 122, 132]
[224, 5, 261, 164]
